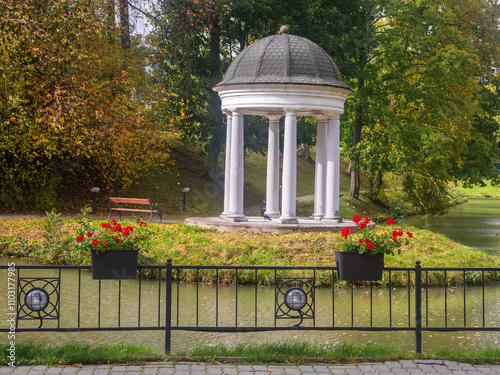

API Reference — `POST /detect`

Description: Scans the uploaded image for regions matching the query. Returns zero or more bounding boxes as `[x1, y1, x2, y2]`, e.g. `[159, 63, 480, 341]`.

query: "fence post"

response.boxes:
[165, 258, 172, 353]
[415, 260, 422, 353]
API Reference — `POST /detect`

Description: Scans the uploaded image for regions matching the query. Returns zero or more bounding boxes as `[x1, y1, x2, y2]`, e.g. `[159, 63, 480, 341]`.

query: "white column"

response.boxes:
[324, 116, 342, 222]
[227, 111, 247, 221]
[280, 110, 298, 224]
[265, 115, 281, 218]
[220, 110, 232, 217]
[312, 117, 327, 220]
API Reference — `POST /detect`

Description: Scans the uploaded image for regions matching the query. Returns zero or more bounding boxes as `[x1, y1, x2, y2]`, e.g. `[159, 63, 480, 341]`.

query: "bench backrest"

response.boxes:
[107, 197, 151, 205]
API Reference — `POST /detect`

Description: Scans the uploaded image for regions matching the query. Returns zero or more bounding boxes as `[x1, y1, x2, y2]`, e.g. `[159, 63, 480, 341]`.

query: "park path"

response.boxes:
[3, 360, 500, 374]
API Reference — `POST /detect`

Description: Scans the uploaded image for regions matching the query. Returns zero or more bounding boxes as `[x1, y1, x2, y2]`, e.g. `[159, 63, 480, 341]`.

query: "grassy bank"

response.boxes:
[175, 342, 500, 365]
[0, 342, 163, 366]
[2, 342, 499, 366]
[1, 211, 499, 287]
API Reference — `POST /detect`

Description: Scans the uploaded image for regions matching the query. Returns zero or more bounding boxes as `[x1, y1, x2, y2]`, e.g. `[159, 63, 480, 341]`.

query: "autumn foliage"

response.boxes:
[0, 0, 168, 210]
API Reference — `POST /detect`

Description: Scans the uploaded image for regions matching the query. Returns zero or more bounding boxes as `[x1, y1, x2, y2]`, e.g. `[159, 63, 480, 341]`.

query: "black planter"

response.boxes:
[335, 251, 384, 281]
[90, 249, 139, 279]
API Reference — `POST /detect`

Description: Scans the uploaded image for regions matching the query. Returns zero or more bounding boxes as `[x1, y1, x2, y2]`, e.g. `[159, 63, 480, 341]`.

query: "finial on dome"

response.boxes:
[280, 25, 289, 34]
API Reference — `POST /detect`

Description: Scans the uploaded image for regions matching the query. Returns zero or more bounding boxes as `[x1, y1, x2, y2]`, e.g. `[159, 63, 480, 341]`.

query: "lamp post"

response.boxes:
[90, 187, 100, 214]
[182, 188, 190, 211]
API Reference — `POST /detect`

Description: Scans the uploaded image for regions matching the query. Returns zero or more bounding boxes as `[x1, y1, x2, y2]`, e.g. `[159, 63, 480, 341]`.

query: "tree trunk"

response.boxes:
[374, 170, 383, 190]
[107, 0, 115, 40]
[119, 0, 130, 50]
[299, 143, 313, 162]
[204, 7, 223, 183]
[349, 77, 364, 199]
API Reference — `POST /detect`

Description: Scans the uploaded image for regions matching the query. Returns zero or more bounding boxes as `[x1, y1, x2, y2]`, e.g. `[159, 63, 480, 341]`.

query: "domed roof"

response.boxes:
[216, 33, 351, 90]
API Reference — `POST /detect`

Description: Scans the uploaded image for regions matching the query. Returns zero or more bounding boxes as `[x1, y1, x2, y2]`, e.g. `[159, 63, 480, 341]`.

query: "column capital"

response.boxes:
[284, 108, 298, 116]
[223, 109, 233, 118]
[326, 112, 341, 120]
[316, 115, 329, 123]
[267, 115, 282, 123]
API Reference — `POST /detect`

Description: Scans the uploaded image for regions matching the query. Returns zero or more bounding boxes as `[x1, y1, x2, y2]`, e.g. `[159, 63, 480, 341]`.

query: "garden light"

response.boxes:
[90, 187, 100, 214]
[283, 287, 307, 311]
[25, 288, 49, 311]
[182, 187, 190, 211]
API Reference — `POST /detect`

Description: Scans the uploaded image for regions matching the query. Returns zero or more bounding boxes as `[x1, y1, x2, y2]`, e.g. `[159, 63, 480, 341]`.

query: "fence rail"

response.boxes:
[1, 261, 499, 353]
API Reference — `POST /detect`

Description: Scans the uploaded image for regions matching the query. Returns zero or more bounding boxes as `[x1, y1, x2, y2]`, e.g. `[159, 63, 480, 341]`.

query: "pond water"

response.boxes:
[1, 257, 499, 352]
[403, 198, 500, 254]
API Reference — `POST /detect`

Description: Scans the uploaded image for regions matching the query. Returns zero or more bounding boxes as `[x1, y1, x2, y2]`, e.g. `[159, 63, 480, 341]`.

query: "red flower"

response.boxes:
[125, 226, 134, 232]
[114, 237, 121, 244]
[359, 239, 364, 244]
[358, 222, 366, 230]
[386, 218, 396, 226]
[364, 217, 370, 224]
[341, 227, 351, 238]
[113, 224, 122, 232]
[87, 231, 93, 237]
[92, 238, 101, 246]
[365, 239, 375, 251]
[139, 221, 147, 227]
[100, 223, 109, 228]
[122, 229, 131, 237]
[407, 231, 413, 238]
[352, 215, 362, 224]
[110, 219, 118, 225]
[76, 235, 84, 242]
[134, 236, 138, 241]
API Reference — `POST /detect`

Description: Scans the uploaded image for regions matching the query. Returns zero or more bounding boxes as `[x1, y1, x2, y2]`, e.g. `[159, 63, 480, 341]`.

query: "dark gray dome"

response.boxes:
[216, 34, 351, 90]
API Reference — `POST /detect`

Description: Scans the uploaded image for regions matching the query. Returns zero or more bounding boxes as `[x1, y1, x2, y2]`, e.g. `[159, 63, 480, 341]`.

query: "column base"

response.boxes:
[219, 212, 229, 219]
[225, 214, 248, 222]
[264, 211, 281, 218]
[310, 213, 324, 221]
[322, 214, 343, 223]
[279, 216, 299, 224]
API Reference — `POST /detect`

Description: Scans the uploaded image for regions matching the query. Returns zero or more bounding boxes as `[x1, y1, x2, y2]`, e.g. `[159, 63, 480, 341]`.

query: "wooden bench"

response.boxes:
[106, 197, 164, 223]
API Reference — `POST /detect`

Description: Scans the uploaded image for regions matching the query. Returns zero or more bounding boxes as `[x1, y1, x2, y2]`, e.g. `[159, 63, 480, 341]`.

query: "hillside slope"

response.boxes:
[91, 138, 376, 218]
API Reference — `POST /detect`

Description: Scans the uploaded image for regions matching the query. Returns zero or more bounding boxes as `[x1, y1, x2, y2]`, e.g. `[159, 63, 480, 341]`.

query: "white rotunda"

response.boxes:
[213, 27, 352, 224]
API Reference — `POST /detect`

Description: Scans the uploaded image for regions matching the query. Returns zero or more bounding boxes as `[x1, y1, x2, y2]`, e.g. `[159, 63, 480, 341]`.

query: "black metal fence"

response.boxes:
[2, 261, 500, 353]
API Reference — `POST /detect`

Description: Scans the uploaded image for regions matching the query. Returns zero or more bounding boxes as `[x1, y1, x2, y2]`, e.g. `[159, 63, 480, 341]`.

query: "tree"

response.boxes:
[152, 0, 317, 181]
[0, 0, 167, 210]
[356, 0, 500, 214]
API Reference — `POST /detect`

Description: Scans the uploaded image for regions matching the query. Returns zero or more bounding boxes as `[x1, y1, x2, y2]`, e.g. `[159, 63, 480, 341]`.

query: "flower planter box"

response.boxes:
[335, 251, 384, 281]
[90, 249, 139, 280]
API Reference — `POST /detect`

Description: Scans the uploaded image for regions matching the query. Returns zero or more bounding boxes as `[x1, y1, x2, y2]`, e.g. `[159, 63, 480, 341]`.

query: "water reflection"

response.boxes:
[403, 198, 500, 253]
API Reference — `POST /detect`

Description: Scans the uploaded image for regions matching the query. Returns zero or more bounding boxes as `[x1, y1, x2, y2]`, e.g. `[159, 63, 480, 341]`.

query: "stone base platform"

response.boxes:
[185, 216, 355, 233]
